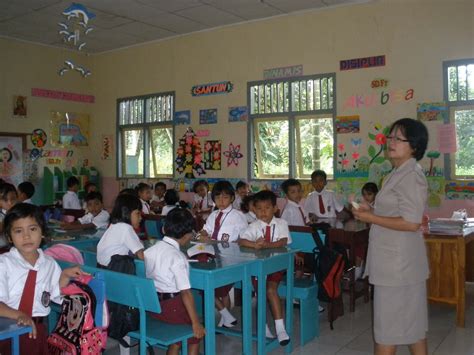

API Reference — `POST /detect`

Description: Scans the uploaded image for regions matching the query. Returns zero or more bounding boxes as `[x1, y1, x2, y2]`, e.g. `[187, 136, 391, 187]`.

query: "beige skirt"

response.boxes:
[373, 282, 428, 345]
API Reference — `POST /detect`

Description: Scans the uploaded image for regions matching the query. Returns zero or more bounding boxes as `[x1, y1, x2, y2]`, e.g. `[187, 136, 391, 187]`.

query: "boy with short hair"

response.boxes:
[62, 176, 81, 210]
[151, 181, 167, 213]
[61, 191, 110, 230]
[239, 190, 291, 346]
[17, 181, 35, 204]
[280, 179, 308, 226]
[304, 169, 343, 220]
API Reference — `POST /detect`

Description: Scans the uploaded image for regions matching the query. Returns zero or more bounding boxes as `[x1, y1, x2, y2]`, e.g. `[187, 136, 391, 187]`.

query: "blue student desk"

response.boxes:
[0, 317, 33, 355]
[46, 226, 105, 249]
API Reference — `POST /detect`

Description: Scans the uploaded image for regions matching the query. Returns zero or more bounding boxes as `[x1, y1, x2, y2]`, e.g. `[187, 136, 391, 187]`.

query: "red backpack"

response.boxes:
[47, 274, 107, 355]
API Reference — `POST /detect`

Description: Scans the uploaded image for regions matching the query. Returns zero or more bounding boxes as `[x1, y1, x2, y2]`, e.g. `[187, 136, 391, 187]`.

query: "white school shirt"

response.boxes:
[245, 211, 257, 224]
[240, 217, 292, 244]
[232, 195, 242, 210]
[151, 195, 164, 203]
[97, 222, 144, 266]
[193, 192, 214, 210]
[203, 205, 247, 242]
[141, 199, 151, 214]
[62, 190, 82, 210]
[0, 248, 62, 317]
[303, 188, 343, 218]
[280, 200, 308, 227]
[144, 236, 191, 293]
[23, 199, 34, 205]
[78, 209, 110, 229]
[161, 205, 176, 216]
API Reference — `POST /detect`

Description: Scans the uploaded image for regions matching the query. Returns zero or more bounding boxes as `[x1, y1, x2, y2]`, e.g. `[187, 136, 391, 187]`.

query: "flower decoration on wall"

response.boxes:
[223, 143, 243, 167]
[337, 143, 349, 173]
[175, 127, 206, 178]
[350, 138, 362, 172]
[368, 123, 390, 165]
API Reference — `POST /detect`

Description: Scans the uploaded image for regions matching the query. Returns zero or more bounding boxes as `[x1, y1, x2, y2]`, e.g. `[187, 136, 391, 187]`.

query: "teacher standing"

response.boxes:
[353, 118, 429, 355]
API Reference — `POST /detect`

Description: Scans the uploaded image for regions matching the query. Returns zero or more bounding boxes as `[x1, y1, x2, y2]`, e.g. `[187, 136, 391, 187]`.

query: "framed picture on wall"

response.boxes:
[0, 133, 26, 186]
[13, 95, 27, 117]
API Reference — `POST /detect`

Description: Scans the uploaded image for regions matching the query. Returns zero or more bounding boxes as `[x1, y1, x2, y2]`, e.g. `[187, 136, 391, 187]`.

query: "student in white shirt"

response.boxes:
[0, 183, 18, 247]
[191, 180, 214, 219]
[61, 191, 110, 230]
[199, 180, 247, 328]
[82, 182, 97, 210]
[232, 180, 250, 210]
[304, 169, 344, 219]
[136, 182, 153, 215]
[161, 189, 188, 216]
[97, 194, 144, 267]
[280, 178, 309, 227]
[150, 182, 166, 213]
[239, 190, 291, 346]
[0, 203, 82, 353]
[62, 176, 82, 210]
[241, 194, 257, 224]
[17, 181, 35, 205]
[145, 208, 205, 355]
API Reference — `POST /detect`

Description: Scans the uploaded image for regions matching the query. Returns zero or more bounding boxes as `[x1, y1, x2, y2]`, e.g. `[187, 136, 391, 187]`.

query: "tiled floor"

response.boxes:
[105, 283, 474, 354]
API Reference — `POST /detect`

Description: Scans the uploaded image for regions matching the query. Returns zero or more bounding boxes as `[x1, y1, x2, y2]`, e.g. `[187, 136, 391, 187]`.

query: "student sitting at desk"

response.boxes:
[239, 190, 291, 346]
[61, 192, 110, 230]
[0, 183, 18, 248]
[17, 181, 35, 205]
[145, 208, 205, 355]
[0, 203, 83, 354]
[62, 176, 82, 210]
[199, 180, 247, 328]
[136, 183, 153, 215]
[150, 181, 167, 213]
[97, 194, 144, 267]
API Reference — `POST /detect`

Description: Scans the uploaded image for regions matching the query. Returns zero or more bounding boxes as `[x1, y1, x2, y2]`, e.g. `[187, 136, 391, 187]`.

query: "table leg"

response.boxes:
[242, 266, 252, 355]
[11, 335, 19, 355]
[257, 265, 266, 355]
[204, 279, 216, 355]
[456, 238, 466, 327]
[285, 254, 294, 354]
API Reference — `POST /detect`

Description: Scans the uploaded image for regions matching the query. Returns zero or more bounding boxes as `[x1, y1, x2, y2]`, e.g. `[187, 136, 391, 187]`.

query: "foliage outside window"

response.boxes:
[117, 92, 174, 178]
[249, 74, 335, 179]
[444, 59, 474, 178]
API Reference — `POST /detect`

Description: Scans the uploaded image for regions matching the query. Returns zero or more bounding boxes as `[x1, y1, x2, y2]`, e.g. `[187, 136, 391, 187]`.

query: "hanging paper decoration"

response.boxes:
[175, 127, 206, 178]
[58, 3, 95, 77]
[29, 148, 41, 161]
[31, 129, 47, 148]
[204, 140, 222, 170]
[101, 135, 113, 160]
[223, 143, 243, 167]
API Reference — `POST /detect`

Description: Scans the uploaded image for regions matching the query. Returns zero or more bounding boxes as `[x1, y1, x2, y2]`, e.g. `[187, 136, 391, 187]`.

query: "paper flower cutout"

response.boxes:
[223, 143, 243, 167]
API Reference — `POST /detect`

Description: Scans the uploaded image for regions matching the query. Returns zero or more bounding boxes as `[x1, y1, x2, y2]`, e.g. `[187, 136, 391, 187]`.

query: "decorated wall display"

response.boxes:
[199, 109, 217, 125]
[204, 140, 222, 170]
[13, 95, 27, 117]
[263, 64, 303, 79]
[23, 151, 39, 184]
[228, 106, 248, 122]
[335, 177, 368, 205]
[196, 130, 210, 137]
[335, 115, 360, 133]
[191, 81, 233, 96]
[174, 110, 191, 125]
[101, 135, 113, 160]
[417, 102, 448, 121]
[425, 150, 443, 176]
[50, 111, 90, 146]
[437, 123, 457, 153]
[0, 133, 25, 186]
[427, 176, 445, 207]
[342, 88, 414, 109]
[445, 180, 474, 200]
[371, 79, 389, 88]
[32, 88, 95, 103]
[340, 55, 385, 71]
[223, 143, 243, 167]
[175, 127, 206, 178]
[31, 129, 47, 148]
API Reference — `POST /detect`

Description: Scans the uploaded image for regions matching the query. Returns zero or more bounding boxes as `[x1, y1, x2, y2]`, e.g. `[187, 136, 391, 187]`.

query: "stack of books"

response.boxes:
[428, 218, 474, 235]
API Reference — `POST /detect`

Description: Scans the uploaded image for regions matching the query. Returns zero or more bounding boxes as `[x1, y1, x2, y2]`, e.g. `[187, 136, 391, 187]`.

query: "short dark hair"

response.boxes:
[135, 182, 151, 194]
[281, 178, 301, 194]
[18, 181, 35, 198]
[85, 191, 103, 203]
[84, 182, 97, 193]
[154, 182, 166, 190]
[0, 183, 17, 201]
[236, 180, 248, 190]
[119, 188, 138, 196]
[253, 190, 277, 207]
[1, 148, 12, 162]
[4, 203, 46, 241]
[164, 189, 180, 205]
[310, 170, 327, 181]
[66, 176, 80, 188]
[163, 208, 196, 239]
[110, 194, 142, 225]
[389, 118, 428, 161]
[361, 182, 379, 195]
[240, 194, 254, 213]
[193, 180, 208, 193]
[211, 180, 235, 202]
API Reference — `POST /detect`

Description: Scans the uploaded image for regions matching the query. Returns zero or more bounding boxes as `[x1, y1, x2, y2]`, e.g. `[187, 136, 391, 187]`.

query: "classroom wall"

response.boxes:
[1, 0, 473, 214]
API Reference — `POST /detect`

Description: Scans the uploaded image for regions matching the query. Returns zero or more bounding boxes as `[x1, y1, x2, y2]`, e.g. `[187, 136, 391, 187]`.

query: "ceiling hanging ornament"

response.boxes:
[58, 3, 95, 78]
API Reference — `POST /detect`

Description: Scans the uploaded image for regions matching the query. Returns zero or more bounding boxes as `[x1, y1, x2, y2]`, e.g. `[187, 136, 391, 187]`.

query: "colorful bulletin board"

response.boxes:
[50, 111, 90, 146]
[0, 133, 26, 186]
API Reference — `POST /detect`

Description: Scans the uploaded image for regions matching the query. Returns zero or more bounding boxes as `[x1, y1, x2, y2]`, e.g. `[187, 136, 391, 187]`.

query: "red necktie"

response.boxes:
[318, 195, 325, 214]
[264, 225, 271, 242]
[199, 199, 203, 210]
[19, 270, 37, 316]
[211, 212, 223, 240]
[298, 207, 307, 224]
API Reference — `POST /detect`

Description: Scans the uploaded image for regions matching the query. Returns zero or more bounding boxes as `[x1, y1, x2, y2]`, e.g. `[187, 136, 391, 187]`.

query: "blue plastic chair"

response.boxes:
[144, 219, 163, 239]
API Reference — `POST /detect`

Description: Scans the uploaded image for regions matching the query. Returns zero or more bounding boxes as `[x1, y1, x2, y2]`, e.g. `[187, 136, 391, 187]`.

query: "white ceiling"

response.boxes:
[0, 0, 369, 54]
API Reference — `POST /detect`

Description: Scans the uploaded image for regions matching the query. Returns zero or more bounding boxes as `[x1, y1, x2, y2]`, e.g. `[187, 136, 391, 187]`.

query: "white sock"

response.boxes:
[219, 307, 236, 323]
[265, 324, 275, 338]
[274, 318, 285, 333]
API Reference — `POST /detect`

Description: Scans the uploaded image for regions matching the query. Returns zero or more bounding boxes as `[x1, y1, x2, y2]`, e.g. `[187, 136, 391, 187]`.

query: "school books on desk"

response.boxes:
[428, 218, 474, 236]
[187, 243, 215, 261]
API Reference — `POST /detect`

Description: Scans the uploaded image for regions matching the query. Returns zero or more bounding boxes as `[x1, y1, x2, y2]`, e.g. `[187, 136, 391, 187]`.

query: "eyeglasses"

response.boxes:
[386, 135, 410, 143]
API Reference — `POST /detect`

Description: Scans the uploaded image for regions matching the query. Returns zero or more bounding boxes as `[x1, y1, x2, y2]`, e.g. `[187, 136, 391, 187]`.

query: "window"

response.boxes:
[444, 59, 474, 178]
[117, 92, 174, 178]
[249, 74, 335, 179]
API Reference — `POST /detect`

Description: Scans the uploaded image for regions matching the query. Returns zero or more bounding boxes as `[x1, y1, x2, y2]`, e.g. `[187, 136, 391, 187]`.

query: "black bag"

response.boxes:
[106, 255, 140, 342]
[310, 225, 346, 330]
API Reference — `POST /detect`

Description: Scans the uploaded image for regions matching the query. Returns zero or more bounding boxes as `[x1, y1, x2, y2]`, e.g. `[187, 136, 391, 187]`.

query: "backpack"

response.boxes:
[47, 274, 107, 354]
[310, 225, 346, 330]
[44, 244, 85, 265]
